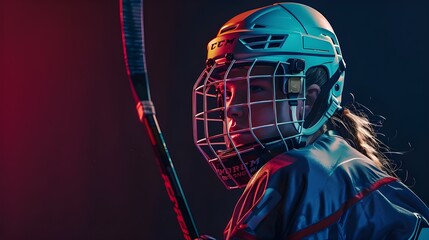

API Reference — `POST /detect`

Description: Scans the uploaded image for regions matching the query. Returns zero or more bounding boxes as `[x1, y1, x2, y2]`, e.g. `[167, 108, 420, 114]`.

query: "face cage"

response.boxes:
[192, 59, 306, 189]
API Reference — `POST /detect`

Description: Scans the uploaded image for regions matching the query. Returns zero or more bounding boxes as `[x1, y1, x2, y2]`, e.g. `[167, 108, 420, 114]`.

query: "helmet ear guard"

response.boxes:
[301, 60, 346, 136]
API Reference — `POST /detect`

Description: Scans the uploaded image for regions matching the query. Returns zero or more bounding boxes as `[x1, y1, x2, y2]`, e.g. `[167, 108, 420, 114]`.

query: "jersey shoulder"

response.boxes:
[262, 131, 390, 192]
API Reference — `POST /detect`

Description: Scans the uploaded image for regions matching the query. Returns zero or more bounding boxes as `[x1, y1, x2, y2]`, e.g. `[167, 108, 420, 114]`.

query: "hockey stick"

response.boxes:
[119, 0, 199, 239]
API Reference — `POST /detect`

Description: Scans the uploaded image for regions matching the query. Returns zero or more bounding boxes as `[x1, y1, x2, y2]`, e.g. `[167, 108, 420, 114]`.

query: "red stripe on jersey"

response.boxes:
[288, 176, 397, 240]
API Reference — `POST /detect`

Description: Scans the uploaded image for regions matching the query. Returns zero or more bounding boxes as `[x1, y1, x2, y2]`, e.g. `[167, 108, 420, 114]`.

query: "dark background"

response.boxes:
[1, 0, 428, 239]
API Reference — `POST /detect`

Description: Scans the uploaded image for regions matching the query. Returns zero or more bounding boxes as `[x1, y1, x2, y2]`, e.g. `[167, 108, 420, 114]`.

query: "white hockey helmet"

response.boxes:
[192, 2, 346, 189]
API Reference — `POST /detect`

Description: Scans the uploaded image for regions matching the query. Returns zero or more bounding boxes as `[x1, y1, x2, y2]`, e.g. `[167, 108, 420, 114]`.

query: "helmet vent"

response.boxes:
[220, 24, 238, 34]
[240, 35, 288, 50]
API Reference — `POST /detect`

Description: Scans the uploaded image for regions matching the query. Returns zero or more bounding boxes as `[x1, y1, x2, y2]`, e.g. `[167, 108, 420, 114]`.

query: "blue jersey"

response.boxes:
[224, 131, 429, 239]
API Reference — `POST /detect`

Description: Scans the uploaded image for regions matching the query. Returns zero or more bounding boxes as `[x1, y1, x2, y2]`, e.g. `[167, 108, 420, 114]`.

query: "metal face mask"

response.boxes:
[192, 59, 305, 189]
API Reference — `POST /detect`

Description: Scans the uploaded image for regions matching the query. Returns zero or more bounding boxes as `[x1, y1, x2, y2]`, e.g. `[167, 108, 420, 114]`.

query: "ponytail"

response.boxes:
[329, 108, 395, 176]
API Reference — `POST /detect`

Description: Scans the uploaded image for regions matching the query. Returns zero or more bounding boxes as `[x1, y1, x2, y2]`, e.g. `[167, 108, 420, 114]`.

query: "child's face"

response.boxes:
[217, 64, 300, 148]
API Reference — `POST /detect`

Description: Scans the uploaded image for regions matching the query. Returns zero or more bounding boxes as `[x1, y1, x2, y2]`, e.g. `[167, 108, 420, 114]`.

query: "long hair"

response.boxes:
[306, 67, 396, 176]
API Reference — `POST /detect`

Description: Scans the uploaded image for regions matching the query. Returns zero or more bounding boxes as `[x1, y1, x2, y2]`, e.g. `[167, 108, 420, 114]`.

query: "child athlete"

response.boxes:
[192, 3, 429, 239]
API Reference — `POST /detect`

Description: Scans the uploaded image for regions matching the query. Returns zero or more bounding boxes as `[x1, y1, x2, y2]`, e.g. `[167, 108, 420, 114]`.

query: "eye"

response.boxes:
[249, 80, 273, 101]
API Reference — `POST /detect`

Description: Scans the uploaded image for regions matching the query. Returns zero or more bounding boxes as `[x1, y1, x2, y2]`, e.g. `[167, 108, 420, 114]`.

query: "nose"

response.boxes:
[226, 92, 247, 119]
[226, 104, 245, 118]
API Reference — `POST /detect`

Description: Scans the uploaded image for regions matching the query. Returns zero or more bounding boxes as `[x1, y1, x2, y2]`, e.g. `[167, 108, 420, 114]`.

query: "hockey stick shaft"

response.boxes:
[120, 0, 199, 239]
